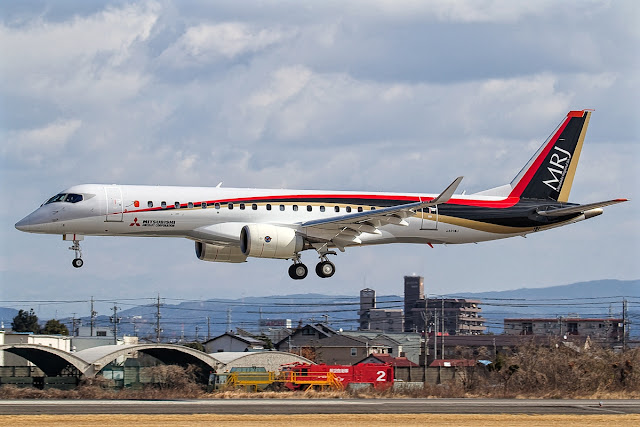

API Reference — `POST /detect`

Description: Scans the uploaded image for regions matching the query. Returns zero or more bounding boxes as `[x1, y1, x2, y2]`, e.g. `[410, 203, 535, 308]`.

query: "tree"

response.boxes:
[11, 309, 40, 333]
[42, 319, 69, 335]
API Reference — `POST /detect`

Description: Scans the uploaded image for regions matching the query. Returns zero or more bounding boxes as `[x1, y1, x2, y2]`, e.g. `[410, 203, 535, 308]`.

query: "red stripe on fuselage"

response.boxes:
[121, 194, 521, 216]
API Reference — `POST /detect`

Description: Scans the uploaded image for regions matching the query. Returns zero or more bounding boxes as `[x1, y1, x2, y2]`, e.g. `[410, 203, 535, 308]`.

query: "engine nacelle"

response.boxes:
[240, 224, 303, 259]
[195, 242, 247, 263]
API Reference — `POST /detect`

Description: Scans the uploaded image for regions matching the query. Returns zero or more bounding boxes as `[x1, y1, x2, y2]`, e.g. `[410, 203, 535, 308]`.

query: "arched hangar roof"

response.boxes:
[209, 351, 314, 372]
[1, 343, 219, 378]
[0, 344, 88, 377]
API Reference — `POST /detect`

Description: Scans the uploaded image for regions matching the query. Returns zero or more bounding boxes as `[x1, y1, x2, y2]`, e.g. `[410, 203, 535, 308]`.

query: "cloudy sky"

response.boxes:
[1, 0, 638, 319]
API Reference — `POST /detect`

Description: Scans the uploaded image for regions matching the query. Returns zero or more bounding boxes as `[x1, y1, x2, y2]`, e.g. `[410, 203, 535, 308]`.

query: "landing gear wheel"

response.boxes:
[69, 239, 83, 269]
[288, 263, 308, 280]
[315, 260, 335, 278]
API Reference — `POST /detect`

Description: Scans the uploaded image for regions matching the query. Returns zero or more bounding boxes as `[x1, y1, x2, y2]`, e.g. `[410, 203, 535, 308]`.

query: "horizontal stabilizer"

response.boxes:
[536, 199, 628, 217]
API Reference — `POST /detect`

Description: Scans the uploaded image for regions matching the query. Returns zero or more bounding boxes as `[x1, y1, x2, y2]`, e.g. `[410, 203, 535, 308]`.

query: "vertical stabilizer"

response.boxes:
[509, 110, 591, 202]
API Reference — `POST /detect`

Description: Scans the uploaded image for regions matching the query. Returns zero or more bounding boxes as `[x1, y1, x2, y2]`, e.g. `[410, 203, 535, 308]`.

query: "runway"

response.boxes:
[1, 398, 639, 415]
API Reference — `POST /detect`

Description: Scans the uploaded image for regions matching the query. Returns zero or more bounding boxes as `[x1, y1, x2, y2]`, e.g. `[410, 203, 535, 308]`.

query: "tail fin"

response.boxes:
[508, 110, 592, 202]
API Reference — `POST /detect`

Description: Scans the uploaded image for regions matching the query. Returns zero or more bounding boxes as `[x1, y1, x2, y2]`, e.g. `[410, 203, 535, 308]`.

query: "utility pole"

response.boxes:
[433, 305, 438, 360]
[622, 299, 628, 350]
[155, 294, 163, 343]
[70, 313, 78, 337]
[441, 297, 445, 359]
[90, 296, 97, 337]
[195, 325, 200, 342]
[207, 316, 211, 341]
[109, 304, 121, 345]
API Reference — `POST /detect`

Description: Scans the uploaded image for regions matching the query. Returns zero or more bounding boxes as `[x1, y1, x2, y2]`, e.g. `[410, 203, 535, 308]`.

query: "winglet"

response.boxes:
[424, 176, 463, 206]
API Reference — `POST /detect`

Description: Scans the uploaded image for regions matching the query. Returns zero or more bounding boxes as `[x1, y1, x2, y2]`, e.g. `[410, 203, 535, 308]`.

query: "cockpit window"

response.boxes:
[45, 194, 66, 204]
[45, 193, 84, 204]
[65, 194, 83, 203]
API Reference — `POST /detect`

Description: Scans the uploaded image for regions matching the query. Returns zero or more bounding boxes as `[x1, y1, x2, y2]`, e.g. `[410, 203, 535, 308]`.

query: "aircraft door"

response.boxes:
[420, 206, 438, 230]
[105, 185, 123, 222]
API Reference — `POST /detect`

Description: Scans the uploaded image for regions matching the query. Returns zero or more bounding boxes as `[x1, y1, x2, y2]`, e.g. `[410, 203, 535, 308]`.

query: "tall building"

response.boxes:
[403, 276, 424, 332]
[358, 288, 376, 330]
[403, 276, 485, 335]
[359, 288, 404, 333]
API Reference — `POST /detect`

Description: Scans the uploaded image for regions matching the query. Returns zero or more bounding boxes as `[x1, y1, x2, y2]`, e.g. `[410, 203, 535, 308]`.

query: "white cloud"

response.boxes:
[160, 22, 294, 66]
[0, 2, 159, 101]
[3, 119, 82, 165]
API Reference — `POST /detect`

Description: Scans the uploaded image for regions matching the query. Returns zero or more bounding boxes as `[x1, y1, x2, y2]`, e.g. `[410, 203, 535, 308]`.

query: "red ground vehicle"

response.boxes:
[281, 363, 393, 390]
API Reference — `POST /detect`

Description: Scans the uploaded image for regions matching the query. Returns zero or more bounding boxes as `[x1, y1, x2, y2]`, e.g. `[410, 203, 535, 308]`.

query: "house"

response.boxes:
[298, 334, 391, 365]
[203, 332, 267, 353]
[341, 331, 422, 364]
[275, 324, 391, 364]
[356, 352, 419, 368]
[275, 323, 339, 352]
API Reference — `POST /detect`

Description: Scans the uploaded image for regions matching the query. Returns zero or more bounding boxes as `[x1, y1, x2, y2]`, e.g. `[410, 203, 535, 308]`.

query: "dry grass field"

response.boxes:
[1, 414, 639, 427]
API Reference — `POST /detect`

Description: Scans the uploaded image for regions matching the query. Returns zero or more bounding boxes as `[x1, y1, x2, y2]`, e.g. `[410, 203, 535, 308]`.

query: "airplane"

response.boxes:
[15, 110, 627, 280]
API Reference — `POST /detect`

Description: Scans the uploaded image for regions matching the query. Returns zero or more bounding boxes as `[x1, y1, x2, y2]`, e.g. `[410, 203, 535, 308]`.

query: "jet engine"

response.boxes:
[240, 224, 303, 259]
[195, 242, 247, 263]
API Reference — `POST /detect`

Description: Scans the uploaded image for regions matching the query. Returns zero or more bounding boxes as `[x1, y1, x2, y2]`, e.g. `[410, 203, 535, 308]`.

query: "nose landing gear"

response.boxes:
[66, 236, 84, 268]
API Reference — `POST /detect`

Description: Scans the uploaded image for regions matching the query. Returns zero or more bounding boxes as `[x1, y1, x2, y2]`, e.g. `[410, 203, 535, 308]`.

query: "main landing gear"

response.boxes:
[288, 253, 336, 280]
[69, 240, 84, 268]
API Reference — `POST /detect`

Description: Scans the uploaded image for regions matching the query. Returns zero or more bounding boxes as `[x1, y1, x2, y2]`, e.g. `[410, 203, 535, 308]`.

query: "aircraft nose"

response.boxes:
[15, 215, 32, 232]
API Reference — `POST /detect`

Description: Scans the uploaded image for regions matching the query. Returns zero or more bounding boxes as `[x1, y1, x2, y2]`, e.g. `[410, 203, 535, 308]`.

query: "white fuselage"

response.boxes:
[16, 183, 520, 247]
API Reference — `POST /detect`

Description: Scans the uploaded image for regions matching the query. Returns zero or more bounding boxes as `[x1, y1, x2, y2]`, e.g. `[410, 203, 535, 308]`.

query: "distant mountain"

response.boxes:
[451, 279, 640, 300]
[1, 279, 637, 340]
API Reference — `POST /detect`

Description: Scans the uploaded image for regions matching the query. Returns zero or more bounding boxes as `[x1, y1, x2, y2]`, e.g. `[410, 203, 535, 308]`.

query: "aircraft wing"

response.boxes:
[298, 177, 463, 249]
[536, 198, 628, 217]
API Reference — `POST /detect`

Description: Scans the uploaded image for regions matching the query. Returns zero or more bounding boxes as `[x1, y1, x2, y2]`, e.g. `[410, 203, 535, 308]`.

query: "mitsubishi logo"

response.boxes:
[130, 217, 140, 226]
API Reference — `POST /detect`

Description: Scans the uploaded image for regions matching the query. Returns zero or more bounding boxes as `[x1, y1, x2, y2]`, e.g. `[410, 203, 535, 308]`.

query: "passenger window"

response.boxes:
[148, 201, 153, 208]
[174, 202, 180, 209]
[202, 202, 207, 209]
[266, 204, 272, 211]
[188, 202, 194, 209]
[320, 206, 325, 212]
[228, 203, 233, 210]
[240, 203, 245, 210]
[161, 201, 167, 209]
[358, 207, 363, 213]
[346, 206, 352, 213]
[371, 207, 376, 210]
[293, 205, 298, 211]
[252, 204, 257, 210]
[307, 205, 312, 212]
[334, 206, 340, 212]
[214, 203, 220, 209]
[280, 205, 285, 211]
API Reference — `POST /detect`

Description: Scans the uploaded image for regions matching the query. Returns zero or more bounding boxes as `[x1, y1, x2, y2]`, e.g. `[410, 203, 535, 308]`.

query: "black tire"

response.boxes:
[72, 258, 84, 268]
[316, 260, 335, 278]
[288, 263, 308, 280]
